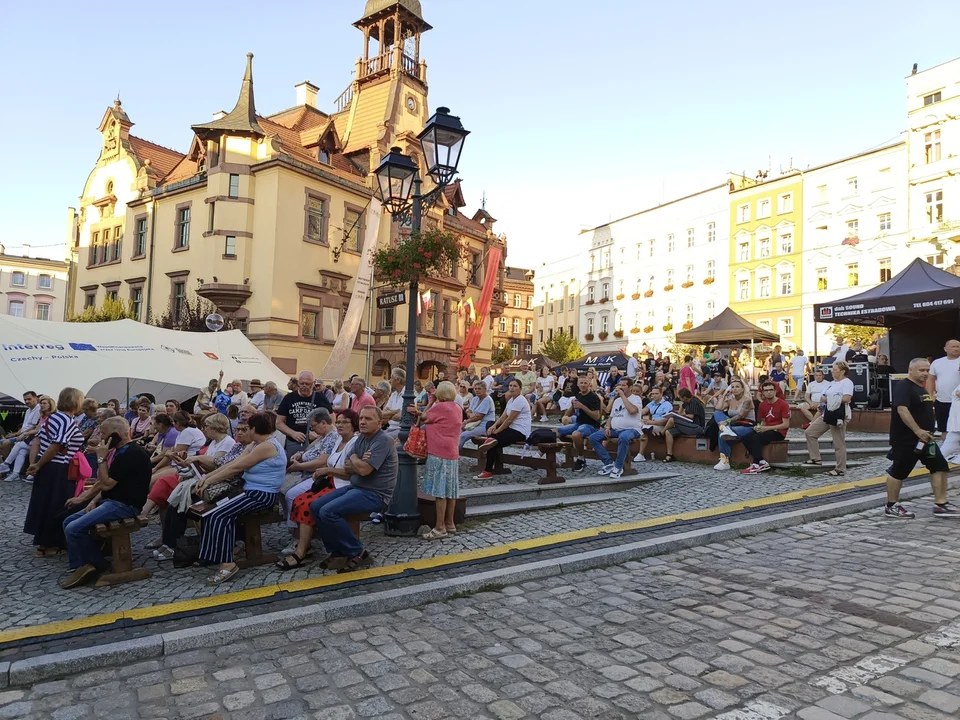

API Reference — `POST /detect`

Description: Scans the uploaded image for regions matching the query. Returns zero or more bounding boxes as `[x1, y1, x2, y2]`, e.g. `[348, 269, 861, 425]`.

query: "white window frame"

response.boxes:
[738, 278, 750, 300]
[667, 234, 675, 253]
[738, 203, 750, 223]
[8, 300, 24, 317]
[758, 236, 771, 258]
[38, 274, 52, 290]
[757, 198, 771, 219]
[588, 286, 595, 302]
[926, 190, 944, 224]
[817, 267, 828, 291]
[686, 228, 695, 248]
[35, 303, 50, 321]
[925, 130, 942, 164]
[779, 318, 793, 337]
[758, 275, 771, 298]
[525, 319, 533, 335]
[779, 232, 793, 254]
[878, 213, 892, 232]
[707, 260, 715, 279]
[738, 241, 750, 261]
[707, 222, 716, 243]
[847, 263, 860, 287]
[778, 193, 793, 214]
[11, 271, 25, 287]
[685, 265, 694, 283]
[780, 271, 793, 296]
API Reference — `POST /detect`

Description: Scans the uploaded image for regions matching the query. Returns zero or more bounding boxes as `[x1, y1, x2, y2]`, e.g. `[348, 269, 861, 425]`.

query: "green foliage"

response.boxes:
[151, 293, 227, 332]
[825, 324, 877, 348]
[540, 330, 584, 364]
[373, 228, 464, 285]
[68, 298, 136, 323]
[491, 345, 514, 365]
[668, 341, 706, 362]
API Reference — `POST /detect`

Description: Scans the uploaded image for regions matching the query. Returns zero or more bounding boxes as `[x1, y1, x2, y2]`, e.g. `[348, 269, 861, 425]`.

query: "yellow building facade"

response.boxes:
[728, 174, 804, 346]
[70, 0, 506, 379]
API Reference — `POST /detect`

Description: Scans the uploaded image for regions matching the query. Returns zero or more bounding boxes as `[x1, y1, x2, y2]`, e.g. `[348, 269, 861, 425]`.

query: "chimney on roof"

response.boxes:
[22, 244, 31, 258]
[295, 81, 319, 108]
[212, 110, 227, 120]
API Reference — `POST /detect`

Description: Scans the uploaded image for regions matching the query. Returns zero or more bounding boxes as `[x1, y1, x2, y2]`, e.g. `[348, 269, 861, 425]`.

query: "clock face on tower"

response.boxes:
[406, 96, 417, 112]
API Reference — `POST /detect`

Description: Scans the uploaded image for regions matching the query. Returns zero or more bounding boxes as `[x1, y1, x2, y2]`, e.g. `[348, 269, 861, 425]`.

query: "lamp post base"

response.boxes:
[383, 511, 421, 536]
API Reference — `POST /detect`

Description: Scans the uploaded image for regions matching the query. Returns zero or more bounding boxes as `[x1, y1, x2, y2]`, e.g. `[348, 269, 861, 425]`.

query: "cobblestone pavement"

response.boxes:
[3, 492, 960, 718]
[0, 429, 895, 630]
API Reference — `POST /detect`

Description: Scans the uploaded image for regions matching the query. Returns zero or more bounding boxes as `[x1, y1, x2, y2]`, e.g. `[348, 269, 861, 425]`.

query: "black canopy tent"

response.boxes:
[501, 354, 558, 372]
[813, 258, 960, 370]
[674, 307, 780, 345]
[563, 351, 630, 373]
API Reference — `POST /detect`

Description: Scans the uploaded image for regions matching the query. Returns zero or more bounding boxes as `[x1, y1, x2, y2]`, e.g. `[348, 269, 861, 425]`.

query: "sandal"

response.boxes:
[276, 553, 310, 570]
[319, 554, 348, 570]
[804, 459, 822, 466]
[207, 566, 239, 585]
[828, 469, 845, 477]
[36, 548, 63, 558]
[144, 538, 162, 550]
[445, 526, 458, 535]
[337, 551, 375, 573]
[423, 528, 448, 540]
[662, 455, 674, 463]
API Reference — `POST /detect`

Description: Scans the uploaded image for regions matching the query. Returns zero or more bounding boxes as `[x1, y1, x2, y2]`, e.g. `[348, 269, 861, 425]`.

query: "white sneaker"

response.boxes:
[0, 463, 9, 474]
[23, 475, 34, 483]
[633, 452, 646, 463]
[6, 475, 22, 483]
[719, 424, 737, 439]
[538, 416, 548, 423]
[713, 454, 730, 471]
[609, 467, 623, 479]
[598, 463, 615, 476]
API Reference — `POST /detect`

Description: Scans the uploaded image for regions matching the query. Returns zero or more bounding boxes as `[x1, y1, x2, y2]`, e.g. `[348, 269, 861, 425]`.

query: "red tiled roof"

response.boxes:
[128, 136, 185, 179]
[162, 156, 200, 185]
[267, 105, 329, 131]
[257, 116, 365, 180]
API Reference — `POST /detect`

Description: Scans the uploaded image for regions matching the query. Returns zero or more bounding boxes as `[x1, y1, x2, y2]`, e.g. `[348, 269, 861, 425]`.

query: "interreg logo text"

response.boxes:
[2, 343, 65, 351]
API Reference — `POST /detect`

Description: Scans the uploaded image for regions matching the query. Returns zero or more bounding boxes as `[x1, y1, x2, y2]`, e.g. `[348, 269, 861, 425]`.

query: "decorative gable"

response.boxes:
[868, 195, 897, 209]
[837, 203, 862, 216]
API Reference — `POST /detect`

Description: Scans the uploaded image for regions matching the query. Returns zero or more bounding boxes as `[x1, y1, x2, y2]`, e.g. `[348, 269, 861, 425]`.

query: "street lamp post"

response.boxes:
[374, 107, 469, 536]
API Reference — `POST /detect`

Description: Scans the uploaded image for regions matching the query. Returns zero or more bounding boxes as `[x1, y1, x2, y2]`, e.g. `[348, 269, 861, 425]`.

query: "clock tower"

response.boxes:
[336, 0, 432, 172]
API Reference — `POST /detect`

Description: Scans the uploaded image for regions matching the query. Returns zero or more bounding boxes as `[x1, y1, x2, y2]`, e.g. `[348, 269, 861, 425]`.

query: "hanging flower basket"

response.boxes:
[616, 294, 625, 301]
[630, 327, 641, 334]
[681, 281, 694, 289]
[584, 333, 594, 341]
[703, 277, 715, 285]
[644, 290, 654, 298]
[585, 299, 595, 306]
[682, 321, 694, 330]
[599, 331, 609, 340]
[613, 330, 624, 338]
[372, 228, 464, 285]
[842, 236, 860, 246]
[631, 293, 641, 300]
[664, 284, 674, 292]
[643, 325, 654, 333]
[599, 297, 609, 304]
[662, 323, 673, 332]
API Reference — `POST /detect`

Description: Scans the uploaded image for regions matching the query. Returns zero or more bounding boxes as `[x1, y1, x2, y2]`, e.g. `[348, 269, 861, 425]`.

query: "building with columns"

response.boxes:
[69, 0, 507, 379]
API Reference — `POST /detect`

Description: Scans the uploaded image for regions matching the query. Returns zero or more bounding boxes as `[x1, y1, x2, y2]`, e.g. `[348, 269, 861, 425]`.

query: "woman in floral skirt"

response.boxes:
[416, 381, 462, 540]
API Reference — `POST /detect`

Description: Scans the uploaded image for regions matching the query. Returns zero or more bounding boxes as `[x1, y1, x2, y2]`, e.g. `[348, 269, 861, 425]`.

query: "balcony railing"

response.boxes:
[334, 84, 354, 113]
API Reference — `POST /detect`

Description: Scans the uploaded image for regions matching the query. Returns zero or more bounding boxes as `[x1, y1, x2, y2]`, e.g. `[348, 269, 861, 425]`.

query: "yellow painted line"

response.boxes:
[0, 467, 944, 646]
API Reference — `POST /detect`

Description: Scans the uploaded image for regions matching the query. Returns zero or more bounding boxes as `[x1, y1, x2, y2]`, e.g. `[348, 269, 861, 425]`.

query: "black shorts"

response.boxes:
[667, 418, 703, 438]
[887, 443, 950, 481]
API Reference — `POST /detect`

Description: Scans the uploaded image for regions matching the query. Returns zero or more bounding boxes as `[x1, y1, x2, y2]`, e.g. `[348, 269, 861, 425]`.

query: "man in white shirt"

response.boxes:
[481, 366, 495, 392]
[0, 391, 41, 470]
[798, 367, 829, 426]
[381, 368, 406, 439]
[790, 350, 809, 401]
[248, 379, 265, 410]
[928, 339, 960, 435]
[830, 336, 849, 362]
[626, 353, 640, 382]
[587, 377, 643, 478]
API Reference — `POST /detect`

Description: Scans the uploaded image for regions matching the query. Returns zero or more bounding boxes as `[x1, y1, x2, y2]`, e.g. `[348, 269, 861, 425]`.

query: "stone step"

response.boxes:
[787, 446, 889, 457]
[786, 436, 885, 450]
[464, 492, 634, 518]
[771, 460, 869, 471]
[461, 473, 675, 507]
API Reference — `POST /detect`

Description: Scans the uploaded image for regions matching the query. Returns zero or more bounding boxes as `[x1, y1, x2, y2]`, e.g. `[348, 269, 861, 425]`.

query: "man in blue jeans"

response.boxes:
[587, 377, 643, 478]
[60, 417, 153, 589]
[310, 406, 397, 573]
[554, 375, 603, 471]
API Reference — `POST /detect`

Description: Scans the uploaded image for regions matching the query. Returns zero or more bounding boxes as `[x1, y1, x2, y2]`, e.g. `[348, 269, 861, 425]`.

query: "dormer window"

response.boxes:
[319, 149, 330, 165]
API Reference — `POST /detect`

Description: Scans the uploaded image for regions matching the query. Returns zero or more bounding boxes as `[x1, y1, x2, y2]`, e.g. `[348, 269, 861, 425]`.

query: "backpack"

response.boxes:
[527, 428, 558, 445]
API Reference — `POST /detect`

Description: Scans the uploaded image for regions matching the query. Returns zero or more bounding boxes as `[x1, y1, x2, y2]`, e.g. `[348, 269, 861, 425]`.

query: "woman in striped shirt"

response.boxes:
[23, 387, 86, 557]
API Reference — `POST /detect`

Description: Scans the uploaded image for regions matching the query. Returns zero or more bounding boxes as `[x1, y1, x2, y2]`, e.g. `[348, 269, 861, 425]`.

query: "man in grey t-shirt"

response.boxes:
[307, 406, 397, 573]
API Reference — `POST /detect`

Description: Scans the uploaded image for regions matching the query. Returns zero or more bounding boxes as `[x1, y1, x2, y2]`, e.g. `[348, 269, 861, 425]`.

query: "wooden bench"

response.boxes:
[237, 506, 370, 568]
[93, 516, 152, 587]
[462, 439, 573, 484]
[418, 493, 467, 527]
[578, 434, 788, 467]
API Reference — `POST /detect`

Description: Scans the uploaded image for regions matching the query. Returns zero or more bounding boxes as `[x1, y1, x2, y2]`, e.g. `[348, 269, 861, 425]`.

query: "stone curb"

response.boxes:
[3, 477, 954, 687]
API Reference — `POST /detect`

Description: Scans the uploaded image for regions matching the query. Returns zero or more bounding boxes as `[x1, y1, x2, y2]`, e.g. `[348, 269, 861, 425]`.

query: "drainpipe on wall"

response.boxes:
[144, 198, 158, 323]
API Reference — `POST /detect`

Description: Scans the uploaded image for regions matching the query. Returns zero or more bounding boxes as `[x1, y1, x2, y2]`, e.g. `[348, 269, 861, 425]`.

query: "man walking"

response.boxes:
[885, 358, 958, 518]
[626, 353, 640, 383]
[927, 339, 960, 435]
[587, 377, 642, 478]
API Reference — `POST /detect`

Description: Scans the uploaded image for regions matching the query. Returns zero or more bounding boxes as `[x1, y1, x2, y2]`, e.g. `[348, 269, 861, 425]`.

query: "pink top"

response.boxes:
[423, 401, 463, 460]
[351, 391, 376, 413]
[679, 365, 697, 394]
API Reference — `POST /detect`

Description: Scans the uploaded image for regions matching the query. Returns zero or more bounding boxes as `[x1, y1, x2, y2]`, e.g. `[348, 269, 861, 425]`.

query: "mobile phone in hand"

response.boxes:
[107, 432, 123, 449]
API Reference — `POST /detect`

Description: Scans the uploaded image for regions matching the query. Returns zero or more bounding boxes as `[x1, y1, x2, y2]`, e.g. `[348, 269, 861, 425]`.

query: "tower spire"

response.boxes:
[191, 52, 264, 137]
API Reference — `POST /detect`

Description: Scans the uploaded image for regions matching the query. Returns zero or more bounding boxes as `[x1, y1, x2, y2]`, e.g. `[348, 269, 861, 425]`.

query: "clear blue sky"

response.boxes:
[2, 1, 958, 271]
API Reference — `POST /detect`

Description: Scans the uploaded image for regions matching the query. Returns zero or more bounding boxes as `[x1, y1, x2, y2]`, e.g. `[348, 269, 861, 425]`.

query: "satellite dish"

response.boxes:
[205, 313, 225, 332]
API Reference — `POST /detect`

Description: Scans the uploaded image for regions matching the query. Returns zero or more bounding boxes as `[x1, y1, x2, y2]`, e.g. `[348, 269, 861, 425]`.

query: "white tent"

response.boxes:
[0, 316, 290, 404]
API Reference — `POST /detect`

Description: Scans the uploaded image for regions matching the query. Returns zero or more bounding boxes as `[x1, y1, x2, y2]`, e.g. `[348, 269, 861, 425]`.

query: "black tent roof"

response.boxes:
[563, 351, 629, 372]
[674, 307, 780, 345]
[501, 354, 558, 370]
[813, 258, 960, 326]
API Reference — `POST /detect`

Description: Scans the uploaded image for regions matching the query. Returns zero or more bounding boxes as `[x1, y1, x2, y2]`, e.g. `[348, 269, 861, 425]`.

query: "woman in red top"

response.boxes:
[414, 381, 462, 540]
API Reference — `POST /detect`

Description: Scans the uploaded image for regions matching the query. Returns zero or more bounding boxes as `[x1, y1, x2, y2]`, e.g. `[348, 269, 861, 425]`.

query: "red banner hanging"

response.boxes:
[457, 246, 502, 368]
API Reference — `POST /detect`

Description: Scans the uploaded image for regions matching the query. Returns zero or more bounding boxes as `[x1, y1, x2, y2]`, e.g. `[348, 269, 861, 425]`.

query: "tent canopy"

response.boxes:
[674, 307, 780, 345]
[0, 316, 289, 404]
[501, 354, 558, 371]
[813, 258, 960, 327]
[563, 351, 629, 372]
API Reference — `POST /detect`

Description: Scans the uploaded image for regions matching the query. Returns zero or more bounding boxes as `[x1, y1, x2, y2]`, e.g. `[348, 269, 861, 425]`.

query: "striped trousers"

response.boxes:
[199, 490, 277, 564]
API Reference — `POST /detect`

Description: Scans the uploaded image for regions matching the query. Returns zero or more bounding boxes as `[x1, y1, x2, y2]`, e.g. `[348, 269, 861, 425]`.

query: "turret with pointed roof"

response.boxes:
[192, 53, 264, 138]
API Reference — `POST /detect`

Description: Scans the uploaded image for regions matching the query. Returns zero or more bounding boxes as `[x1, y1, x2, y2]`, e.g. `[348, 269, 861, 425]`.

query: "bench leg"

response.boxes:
[237, 518, 277, 569]
[95, 532, 152, 587]
[538, 452, 564, 485]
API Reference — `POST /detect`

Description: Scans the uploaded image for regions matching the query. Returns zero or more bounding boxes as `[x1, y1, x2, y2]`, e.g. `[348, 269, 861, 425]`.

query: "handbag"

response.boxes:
[403, 424, 428, 459]
[202, 476, 244, 504]
[67, 452, 92, 484]
[463, 420, 482, 431]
